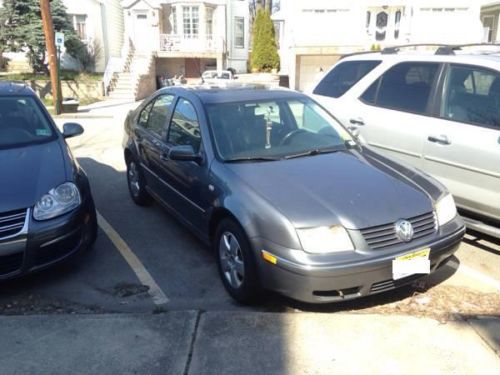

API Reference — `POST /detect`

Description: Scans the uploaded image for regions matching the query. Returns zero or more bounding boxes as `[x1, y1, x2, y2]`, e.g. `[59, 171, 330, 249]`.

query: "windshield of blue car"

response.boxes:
[0, 96, 55, 149]
[206, 97, 353, 161]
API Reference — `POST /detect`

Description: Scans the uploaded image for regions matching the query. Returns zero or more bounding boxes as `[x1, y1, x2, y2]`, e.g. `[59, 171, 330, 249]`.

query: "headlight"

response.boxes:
[296, 225, 354, 254]
[435, 193, 457, 227]
[33, 182, 81, 221]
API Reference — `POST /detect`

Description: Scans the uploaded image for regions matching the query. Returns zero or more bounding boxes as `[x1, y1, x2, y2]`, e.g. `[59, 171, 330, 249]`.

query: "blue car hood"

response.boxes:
[225, 150, 433, 229]
[0, 141, 67, 213]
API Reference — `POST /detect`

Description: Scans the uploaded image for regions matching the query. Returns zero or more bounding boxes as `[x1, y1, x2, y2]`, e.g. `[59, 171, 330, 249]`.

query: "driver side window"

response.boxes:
[288, 101, 331, 132]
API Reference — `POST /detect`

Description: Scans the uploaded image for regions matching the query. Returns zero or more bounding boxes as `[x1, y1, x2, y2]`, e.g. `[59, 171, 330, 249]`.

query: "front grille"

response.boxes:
[0, 252, 23, 275]
[0, 209, 27, 240]
[361, 211, 437, 250]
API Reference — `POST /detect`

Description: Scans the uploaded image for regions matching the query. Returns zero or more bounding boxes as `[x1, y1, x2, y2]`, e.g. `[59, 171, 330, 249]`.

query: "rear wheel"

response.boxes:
[126, 156, 152, 206]
[214, 219, 260, 304]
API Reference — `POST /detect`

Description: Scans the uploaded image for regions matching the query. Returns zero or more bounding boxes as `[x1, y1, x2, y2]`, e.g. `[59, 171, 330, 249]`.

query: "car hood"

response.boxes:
[225, 150, 433, 229]
[0, 141, 68, 213]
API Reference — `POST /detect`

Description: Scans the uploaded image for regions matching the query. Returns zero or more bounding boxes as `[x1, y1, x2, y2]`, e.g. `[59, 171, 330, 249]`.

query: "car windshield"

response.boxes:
[206, 97, 353, 161]
[0, 96, 55, 149]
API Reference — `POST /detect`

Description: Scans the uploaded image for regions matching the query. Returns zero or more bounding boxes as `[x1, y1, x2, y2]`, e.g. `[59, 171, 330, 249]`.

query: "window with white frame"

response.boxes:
[171, 7, 178, 34]
[234, 17, 244, 48]
[183, 6, 199, 38]
[69, 14, 87, 40]
[206, 8, 214, 38]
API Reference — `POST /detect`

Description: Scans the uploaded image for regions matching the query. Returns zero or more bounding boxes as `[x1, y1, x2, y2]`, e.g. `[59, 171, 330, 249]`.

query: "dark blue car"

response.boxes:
[0, 82, 97, 279]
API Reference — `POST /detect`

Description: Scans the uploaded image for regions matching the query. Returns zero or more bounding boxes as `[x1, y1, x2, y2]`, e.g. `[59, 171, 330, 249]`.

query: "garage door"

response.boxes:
[298, 55, 340, 92]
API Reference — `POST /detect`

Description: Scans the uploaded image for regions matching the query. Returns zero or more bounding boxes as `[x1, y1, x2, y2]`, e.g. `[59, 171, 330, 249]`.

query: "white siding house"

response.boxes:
[273, 0, 485, 91]
[107, 0, 249, 100]
[63, 0, 125, 72]
[121, 0, 249, 77]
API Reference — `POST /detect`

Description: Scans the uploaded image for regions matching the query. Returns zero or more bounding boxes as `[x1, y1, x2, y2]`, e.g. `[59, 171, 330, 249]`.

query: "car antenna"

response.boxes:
[265, 106, 274, 149]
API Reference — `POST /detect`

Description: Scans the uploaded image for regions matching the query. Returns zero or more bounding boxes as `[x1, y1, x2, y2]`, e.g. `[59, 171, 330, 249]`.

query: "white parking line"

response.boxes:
[449, 260, 500, 291]
[96, 211, 170, 305]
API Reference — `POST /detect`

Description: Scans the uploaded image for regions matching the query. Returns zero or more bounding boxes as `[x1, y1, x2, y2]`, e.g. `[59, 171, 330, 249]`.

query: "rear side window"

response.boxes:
[440, 65, 500, 129]
[361, 62, 439, 115]
[313, 60, 381, 98]
[145, 94, 175, 138]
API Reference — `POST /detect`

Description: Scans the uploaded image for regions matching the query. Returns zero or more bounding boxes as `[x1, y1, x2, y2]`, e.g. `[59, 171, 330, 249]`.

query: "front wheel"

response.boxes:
[126, 156, 152, 206]
[215, 219, 260, 304]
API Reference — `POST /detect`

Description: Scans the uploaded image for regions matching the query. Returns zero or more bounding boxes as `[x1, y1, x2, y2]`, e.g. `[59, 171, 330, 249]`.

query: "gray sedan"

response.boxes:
[123, 86, 465, 304]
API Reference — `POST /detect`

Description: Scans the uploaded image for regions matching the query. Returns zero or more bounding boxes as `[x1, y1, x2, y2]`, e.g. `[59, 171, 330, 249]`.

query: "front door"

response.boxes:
[157, 97, 210, 235]
[367, 7, 404, 44]
[133, 11, 152, 53]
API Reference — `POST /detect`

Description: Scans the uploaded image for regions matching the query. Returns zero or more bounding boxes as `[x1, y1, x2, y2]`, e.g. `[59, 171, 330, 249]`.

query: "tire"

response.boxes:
[126, 156, 152, 206]
[214, 218, 260, 304]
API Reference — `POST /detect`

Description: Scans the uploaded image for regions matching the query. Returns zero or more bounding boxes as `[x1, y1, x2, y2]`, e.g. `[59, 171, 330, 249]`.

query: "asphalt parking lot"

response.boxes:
[0, 103, 499, 318]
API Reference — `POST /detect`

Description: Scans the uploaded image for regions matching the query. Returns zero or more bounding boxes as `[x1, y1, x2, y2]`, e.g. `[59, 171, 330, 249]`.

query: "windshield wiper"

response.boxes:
[224, 156, 281, 163]
[283, 146, 344, 160]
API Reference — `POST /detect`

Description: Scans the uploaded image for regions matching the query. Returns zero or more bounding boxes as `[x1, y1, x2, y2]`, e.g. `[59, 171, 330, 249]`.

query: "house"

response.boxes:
[63, 0, 125, 73]
[481, 1, 500, 42]
[108, 0, 250, 100]
[0, 0, 124, 73]
[272, 0, 485, 91]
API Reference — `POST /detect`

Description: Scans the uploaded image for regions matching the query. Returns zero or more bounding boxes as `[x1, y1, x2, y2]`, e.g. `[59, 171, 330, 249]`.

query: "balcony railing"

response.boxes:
[159, 34, 222, 53]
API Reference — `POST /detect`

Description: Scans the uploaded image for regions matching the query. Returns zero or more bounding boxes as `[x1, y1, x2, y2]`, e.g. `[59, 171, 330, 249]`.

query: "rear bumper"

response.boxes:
[253, 217, 465, 303]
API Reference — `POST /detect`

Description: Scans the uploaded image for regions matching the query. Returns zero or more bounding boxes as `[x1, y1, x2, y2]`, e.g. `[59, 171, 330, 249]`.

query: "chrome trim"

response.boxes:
[140, 162, 206, 213]
[39, 227, 80, 248]
[0, 208, 30, 241]
[368, 142, 421, 158]
[423, 155, 500, 178]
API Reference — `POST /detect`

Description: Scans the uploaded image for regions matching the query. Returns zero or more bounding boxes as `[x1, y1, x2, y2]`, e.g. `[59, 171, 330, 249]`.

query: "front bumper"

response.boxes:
[253, 217, 465, 303]
[0, 197, 96, 281]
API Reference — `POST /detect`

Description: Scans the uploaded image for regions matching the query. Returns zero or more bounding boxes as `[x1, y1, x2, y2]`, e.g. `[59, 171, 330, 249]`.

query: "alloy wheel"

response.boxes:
[219, 231, 245, 289]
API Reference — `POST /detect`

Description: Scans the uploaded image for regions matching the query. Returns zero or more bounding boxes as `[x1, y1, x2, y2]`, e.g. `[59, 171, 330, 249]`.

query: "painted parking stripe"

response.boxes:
[449, 260, 500, 291]
[96, 211, 170, 305]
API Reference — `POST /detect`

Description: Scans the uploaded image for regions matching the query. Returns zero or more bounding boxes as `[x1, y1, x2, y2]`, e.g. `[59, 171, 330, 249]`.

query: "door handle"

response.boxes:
[160, 152, 169, 162]
[349, 118, 365, 126]
[427, 134, 451, 145]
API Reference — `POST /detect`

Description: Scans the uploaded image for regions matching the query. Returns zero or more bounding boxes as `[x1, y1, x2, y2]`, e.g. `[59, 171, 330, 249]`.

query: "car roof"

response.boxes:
[159, 85, 305, 104]
[0, 81, 35, 96]
[340, 50, 500, 67]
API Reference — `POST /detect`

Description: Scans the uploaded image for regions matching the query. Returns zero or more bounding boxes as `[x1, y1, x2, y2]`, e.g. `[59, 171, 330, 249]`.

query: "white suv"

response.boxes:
[311, 46, 500, 237]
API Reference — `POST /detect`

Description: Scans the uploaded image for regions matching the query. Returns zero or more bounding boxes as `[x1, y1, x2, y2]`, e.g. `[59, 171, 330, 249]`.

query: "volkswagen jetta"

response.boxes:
[123, 85, 464, 304]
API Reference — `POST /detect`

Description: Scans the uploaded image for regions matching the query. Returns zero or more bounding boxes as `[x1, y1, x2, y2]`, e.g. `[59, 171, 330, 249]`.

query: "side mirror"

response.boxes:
[168, 145, 202, 163]
[62, 122, 84, 139]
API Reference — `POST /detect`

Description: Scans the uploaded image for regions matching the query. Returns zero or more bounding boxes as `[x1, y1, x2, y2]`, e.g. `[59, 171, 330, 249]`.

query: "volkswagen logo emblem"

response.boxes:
[395, 220, 414, 242]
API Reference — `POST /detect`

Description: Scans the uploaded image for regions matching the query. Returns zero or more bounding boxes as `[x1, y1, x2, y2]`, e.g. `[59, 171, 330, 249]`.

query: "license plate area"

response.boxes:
[392, 248, 430, 280]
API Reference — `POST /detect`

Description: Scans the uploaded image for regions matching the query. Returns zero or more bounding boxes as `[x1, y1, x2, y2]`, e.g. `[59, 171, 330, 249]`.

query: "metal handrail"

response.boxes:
[103, 38, 134, 95]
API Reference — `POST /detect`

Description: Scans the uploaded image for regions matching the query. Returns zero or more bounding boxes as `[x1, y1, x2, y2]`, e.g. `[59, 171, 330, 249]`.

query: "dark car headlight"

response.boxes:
[33, 182, 81, 221]
[296, 225, 354, 253]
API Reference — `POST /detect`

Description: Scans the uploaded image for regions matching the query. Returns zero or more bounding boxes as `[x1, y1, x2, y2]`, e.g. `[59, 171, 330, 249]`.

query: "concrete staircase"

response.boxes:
[108, 52, 154, 101]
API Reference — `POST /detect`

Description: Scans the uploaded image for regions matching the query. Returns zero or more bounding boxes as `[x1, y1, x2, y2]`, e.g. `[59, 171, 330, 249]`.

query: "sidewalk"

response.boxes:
[52, 99, 141, 120]
[0, 312, 498, 374]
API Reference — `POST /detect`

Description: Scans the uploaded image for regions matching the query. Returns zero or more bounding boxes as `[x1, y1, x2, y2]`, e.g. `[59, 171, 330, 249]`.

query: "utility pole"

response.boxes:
[40, 0, 62, 114]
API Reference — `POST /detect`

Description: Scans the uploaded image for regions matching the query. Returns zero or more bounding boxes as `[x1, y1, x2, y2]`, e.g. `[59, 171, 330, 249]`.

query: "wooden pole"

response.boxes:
[40, 0, 61, 114]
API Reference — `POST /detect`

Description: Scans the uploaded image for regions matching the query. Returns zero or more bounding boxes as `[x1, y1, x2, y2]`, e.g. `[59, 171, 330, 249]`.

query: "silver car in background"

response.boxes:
[312, 45, 500, 238]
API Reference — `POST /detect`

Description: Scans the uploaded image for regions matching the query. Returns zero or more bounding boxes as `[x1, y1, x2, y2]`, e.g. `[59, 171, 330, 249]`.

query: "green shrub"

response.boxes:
[251, 9, 280, 72]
